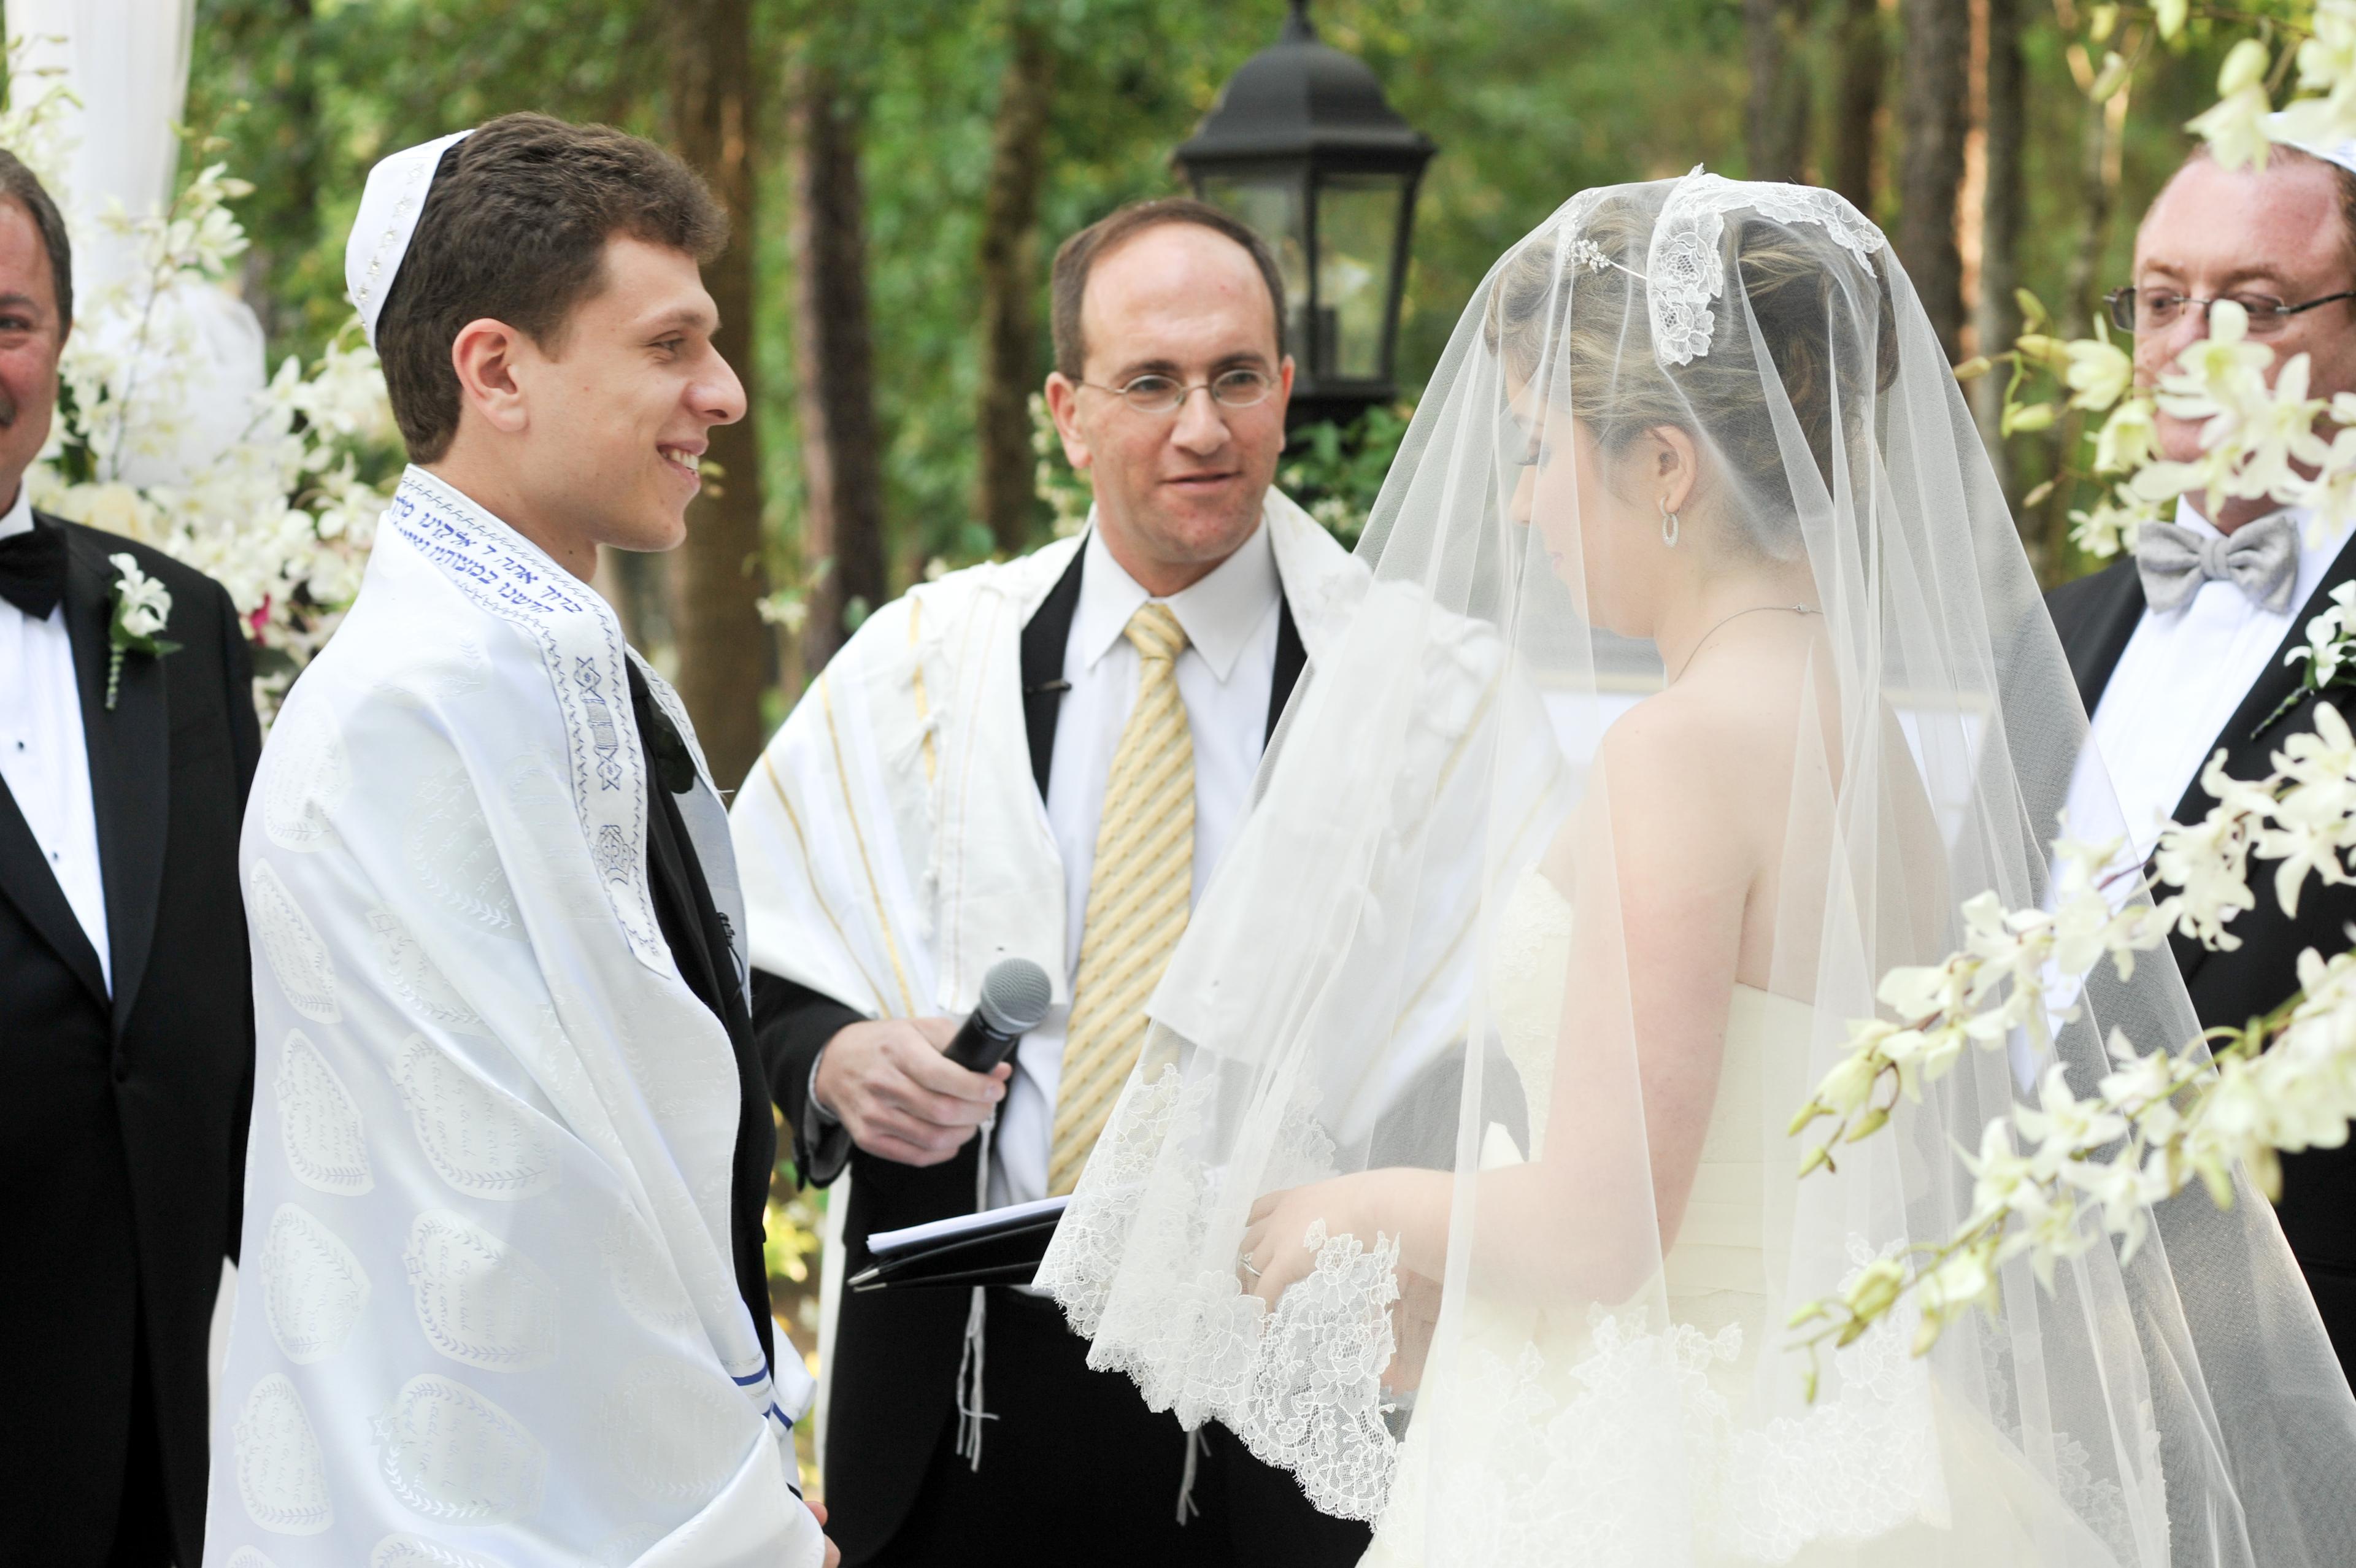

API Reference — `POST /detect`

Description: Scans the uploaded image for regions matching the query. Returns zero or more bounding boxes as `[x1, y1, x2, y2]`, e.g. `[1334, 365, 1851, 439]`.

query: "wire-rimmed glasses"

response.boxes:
[1078, 367, 1277, 415]
[2104, 285, 2356, 336]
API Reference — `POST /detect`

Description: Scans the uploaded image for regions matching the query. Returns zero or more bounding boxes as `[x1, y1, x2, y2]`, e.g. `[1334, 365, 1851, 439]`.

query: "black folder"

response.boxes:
[846, 1196, 1068, 1293]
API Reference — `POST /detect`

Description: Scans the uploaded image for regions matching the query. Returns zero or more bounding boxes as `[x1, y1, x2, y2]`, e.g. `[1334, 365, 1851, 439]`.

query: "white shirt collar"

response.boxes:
[1071, 507, 1280, 683]
[0, 479, 32, 541]
[2168, 497, 2227, 545]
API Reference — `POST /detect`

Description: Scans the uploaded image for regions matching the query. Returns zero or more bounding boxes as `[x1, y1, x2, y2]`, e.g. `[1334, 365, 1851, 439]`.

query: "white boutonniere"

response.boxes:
[2262, 580, 2356, 738]
[106, 552, 180, 710]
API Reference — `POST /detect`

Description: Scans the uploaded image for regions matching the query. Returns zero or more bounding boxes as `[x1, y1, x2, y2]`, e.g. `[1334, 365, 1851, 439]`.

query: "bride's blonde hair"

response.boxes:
[1484, 186, 1900, 561]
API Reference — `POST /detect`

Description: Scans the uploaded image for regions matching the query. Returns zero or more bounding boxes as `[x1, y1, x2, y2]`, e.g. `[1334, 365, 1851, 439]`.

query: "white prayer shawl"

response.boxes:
[730, 493, 1363, 1421]
[734, 490, 1365, 1035]
[206, 468, 822, 1568]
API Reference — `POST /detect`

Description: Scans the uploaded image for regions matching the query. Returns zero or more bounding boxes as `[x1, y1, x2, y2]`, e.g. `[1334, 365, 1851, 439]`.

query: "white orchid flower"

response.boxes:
[2093, 397, 2160, 476]
[2069, 489, 2163, 558]
[2222, 352, 2331, 504]
[108, 552, 171, 638]
[2063, 337, 2135, 412]
[2015, 1063, 2130, 1171]
[2192, 40, 2281, 169]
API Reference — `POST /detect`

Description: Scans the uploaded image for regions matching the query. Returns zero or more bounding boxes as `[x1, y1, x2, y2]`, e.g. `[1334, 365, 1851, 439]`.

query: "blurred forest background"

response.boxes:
[181, 0, 2245, 1410]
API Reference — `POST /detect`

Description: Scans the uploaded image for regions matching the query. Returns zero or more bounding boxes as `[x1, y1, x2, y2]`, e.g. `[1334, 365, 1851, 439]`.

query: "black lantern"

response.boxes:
[1174, 0, 1435, 430]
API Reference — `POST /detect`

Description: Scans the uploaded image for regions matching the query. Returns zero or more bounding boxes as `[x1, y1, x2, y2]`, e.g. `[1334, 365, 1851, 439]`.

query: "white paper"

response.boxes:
[866, 1196, 1068, 1259]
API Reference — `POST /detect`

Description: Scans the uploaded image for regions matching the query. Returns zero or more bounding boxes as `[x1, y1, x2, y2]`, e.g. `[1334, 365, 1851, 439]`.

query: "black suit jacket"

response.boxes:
[0, 515, 261, 1563]
[2049, 544, 2356, 1378]
[752, 545, 1308, 1561]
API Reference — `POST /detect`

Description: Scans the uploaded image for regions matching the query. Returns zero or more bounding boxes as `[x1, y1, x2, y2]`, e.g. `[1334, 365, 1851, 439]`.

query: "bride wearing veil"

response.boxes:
[1037, 172, 2356, 1565]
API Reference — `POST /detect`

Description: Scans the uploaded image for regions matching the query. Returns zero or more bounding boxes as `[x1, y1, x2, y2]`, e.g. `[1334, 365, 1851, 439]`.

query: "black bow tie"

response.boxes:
[0, 519, 65, 621]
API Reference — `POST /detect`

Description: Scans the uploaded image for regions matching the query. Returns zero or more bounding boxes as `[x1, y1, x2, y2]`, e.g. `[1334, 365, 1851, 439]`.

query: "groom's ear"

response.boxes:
[1044, 371, 1093, 472]
[448, 316, 533, 437]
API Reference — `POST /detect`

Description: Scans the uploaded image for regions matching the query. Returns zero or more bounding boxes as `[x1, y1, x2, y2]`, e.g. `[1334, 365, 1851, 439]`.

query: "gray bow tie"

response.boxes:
[2135, 514, 2300, 613]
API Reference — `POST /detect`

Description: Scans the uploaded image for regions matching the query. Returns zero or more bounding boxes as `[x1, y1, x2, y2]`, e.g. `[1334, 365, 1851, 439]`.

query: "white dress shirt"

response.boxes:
[0, 483, 111, 988]
[2076, 500, 2350, 867]
[988, 521, 1283, 1207]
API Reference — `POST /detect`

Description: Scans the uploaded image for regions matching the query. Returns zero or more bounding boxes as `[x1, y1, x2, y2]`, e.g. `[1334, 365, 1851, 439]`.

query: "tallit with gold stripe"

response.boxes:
[728, 493, 1376, 1443]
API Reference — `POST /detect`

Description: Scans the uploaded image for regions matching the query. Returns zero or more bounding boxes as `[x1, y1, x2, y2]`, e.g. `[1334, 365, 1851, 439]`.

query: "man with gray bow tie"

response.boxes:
[2050, 131, 2356, 1376]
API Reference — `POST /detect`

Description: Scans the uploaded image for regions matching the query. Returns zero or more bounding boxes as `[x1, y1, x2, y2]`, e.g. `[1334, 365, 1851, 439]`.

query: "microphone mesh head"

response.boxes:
[977, 957, 1054, 1033]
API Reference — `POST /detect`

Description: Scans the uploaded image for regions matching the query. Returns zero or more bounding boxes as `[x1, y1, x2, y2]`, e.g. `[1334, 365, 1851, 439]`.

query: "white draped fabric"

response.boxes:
[728, 490, 1366, 1430]
[8, 0, 193, 291]
[732, 490, 1368, 1034]
[205, 468, 820, 1568]
[7, 0, 269, 487]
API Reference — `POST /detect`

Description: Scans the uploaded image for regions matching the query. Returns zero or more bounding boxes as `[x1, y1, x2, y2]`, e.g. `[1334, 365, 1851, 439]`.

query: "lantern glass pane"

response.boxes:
[1199, 174, 1311, 361]
[1314, 174, 1406, 380]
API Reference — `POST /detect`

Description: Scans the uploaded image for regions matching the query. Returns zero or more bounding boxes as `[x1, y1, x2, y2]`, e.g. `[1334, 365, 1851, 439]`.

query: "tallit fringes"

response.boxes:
[953, 1118, 998, 1470]
[955, 1283, 992, 1470]
[1176, 1424, 1205, 1524]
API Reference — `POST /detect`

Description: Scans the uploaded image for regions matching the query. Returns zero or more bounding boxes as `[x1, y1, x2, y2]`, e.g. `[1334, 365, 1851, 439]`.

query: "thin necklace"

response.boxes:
[1670, 603, 1821, 683]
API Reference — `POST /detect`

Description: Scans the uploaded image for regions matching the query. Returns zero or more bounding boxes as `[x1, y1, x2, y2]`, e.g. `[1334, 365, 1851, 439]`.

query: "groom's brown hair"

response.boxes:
[377, 112, 727, 461]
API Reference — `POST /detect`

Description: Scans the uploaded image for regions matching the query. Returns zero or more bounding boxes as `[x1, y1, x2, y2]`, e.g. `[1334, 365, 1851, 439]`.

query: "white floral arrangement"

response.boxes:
[1972, 296, 2356, 562]
[1793, 0, 2356, 1383]
[1963, 0, 2356, 562]
[1790, 714, 2356, 1374]
[3, 53, 398, 720]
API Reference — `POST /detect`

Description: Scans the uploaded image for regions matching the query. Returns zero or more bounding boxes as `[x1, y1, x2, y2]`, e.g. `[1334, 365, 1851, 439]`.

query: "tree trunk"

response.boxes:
[1745, 0, 1812, 183]
[2035, 59, 2131, 571]
[1831, 0, 1884, 212]
[226, 0, 318, 347]
[975, 10, 1056, 556]
[1972, 0, 2025, 491]
[1898, 0, 1973, 359]
[788, 62, 889, 672]
[2062, 69, 2128, 339]
[665, 0, 771, 791]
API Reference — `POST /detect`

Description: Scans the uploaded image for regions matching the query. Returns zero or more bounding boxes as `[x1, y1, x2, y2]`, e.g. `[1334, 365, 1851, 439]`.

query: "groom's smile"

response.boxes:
[657, 437, 707, 492]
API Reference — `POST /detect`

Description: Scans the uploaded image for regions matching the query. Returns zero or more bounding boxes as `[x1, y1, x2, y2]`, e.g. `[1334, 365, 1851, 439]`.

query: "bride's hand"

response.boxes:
[1239, 1174, 1382, 1309]
[1240, 1172, 1443, 1390]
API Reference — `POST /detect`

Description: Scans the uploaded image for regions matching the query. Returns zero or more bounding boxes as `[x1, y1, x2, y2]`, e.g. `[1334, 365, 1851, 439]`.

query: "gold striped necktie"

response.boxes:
[1049, 602, 1194, 1196]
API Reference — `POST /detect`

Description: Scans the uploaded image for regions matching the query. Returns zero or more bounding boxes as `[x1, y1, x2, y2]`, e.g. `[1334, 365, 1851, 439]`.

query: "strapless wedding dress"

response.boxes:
[1360, 872, 2139, 1568]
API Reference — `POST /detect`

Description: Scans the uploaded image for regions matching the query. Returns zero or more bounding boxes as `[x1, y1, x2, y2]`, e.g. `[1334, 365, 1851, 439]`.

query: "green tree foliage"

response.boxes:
[187, 0, 2243, 602]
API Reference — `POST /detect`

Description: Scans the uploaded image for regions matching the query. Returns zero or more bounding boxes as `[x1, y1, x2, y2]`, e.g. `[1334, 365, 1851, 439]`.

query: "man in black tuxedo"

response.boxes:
[2050, 140, 2356, 1378]
[0, 153, 261, 1564]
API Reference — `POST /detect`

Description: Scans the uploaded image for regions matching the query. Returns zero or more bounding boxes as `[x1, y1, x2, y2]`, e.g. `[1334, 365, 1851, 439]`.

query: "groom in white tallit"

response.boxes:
[206, 116, 830, 1567]
[733, 201, 1393, 1566]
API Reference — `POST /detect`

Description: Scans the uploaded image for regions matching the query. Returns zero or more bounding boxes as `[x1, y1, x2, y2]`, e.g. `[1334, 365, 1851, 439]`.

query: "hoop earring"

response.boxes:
[1659, 498, 1680, 548]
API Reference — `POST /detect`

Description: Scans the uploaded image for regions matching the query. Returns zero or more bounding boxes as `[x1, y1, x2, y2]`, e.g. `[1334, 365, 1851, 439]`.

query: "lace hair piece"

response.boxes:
[1642, 167, 1887, 367]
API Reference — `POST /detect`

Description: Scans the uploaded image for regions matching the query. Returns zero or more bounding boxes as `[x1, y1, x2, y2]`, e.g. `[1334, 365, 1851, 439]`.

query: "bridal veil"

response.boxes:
[1037, 172, 2356, 1566]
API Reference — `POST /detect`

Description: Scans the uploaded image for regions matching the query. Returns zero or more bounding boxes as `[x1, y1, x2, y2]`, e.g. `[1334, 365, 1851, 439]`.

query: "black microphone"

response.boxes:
[942, 958, 1054, 1074]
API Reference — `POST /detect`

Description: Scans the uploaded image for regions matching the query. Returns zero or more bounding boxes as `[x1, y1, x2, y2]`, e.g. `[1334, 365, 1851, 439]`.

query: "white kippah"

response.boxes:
[2263, 110, 2356, 177]
[345, 129, 474, 348]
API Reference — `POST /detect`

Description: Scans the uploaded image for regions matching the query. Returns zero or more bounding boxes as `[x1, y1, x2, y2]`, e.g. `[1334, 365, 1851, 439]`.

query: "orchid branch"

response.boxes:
[1787, 707, 2356, 1392]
